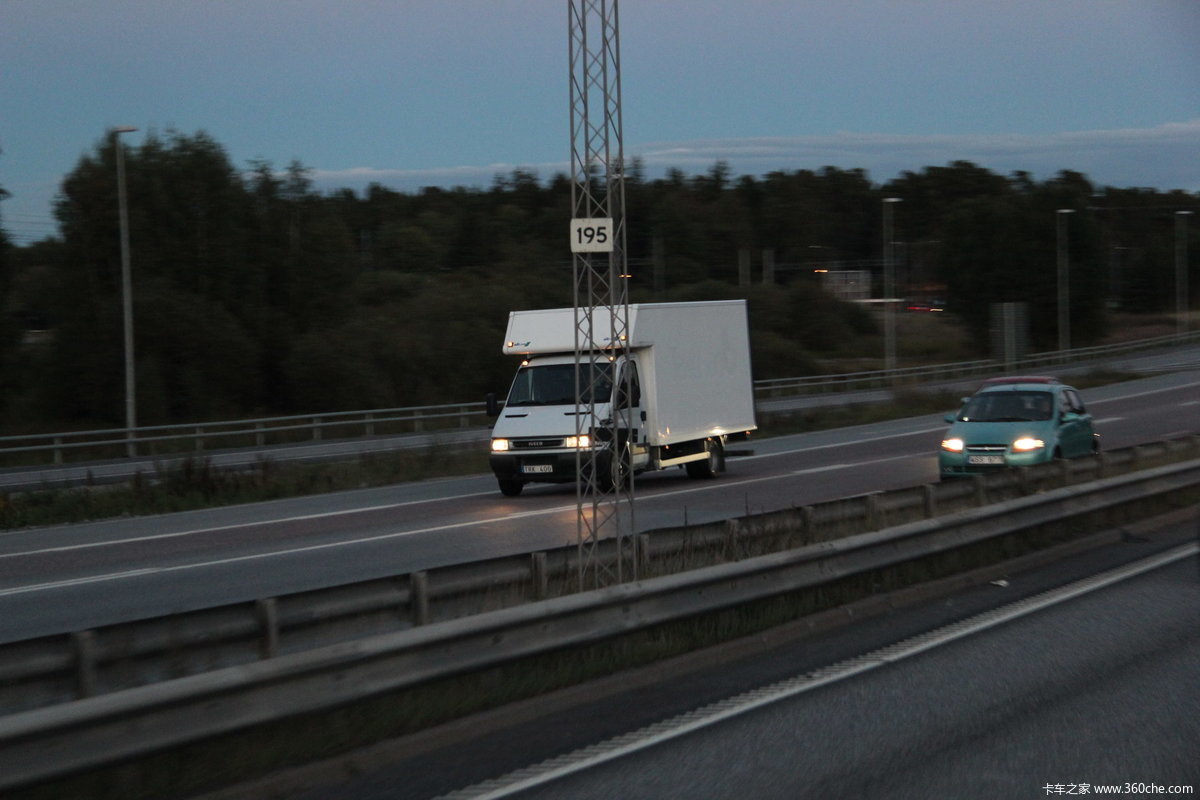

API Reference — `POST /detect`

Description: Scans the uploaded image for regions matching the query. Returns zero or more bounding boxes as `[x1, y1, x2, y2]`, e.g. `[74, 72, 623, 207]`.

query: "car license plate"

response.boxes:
[968, 455, 1005, 465]
[522, 464, 554, 474]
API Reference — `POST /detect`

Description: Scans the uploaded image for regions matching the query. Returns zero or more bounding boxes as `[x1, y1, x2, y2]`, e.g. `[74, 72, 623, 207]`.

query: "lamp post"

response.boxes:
[1177, 211, 1194, 337]
[883, 197, 902, 371]
[1056, 209, 1075, 353]
[113, 125, 138, 457]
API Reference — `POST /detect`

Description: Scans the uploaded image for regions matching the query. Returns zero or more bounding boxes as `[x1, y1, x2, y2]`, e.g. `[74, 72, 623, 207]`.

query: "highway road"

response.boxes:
[0, 370, 1197, 644]
[411, 533, 1198, 800]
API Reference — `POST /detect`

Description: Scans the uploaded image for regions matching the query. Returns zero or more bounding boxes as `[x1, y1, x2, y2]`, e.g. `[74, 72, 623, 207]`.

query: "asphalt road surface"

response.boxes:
[0, 370, 1197, 643]
[253, 516, 1199, 800]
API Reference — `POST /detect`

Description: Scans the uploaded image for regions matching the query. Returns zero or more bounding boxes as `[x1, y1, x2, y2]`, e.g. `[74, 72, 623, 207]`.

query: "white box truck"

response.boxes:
[486, 300, 757, 496]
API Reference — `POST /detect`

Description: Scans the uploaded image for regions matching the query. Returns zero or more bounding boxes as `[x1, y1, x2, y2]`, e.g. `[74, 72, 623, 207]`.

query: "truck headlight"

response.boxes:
[940, 438, 964, 453]
[491, 438, 510, 452]
[1012, 437, 1045, 452]
[564, 434, 591, 449]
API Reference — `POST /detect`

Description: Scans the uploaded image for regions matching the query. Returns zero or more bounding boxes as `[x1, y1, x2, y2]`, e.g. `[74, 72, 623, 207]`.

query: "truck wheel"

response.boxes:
[686, 439, 723, 479]
[497, 478, 524, 497]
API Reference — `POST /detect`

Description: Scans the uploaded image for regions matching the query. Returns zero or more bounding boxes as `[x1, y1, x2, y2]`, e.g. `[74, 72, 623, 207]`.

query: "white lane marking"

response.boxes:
[740, 424, 947, 461]
[2, 440, 922, 562]
[1088, 377, 1200, 404]
[441, 542, 1199, 800]
[1091, 417, 1124, 424]
[0, 457, 927, 594]
[1182, 400, 1199, 407]
[0, 503, 585, 596]
[0, 491, 499, 560]
[0, 569, 161, 597]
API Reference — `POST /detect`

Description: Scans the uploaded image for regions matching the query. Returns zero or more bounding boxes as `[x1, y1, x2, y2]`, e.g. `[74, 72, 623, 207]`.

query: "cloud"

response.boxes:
[311, 120, 1200, 195]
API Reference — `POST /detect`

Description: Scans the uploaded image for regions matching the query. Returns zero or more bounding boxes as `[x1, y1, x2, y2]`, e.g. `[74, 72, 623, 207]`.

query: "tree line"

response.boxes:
[0, 130, 1196, 431]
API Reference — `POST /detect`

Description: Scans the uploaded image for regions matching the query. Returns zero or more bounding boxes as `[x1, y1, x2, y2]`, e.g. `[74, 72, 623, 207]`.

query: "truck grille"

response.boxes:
[512, 438, 566, 449]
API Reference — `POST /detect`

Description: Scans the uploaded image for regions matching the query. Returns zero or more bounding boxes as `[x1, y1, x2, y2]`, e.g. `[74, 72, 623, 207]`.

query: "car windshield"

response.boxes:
[958, 390, 1054, 422]
[505, 362, 614, 407]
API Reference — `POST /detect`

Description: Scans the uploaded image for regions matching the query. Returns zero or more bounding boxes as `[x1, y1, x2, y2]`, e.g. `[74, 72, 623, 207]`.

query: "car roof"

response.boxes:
[978, 375, 1061, 388]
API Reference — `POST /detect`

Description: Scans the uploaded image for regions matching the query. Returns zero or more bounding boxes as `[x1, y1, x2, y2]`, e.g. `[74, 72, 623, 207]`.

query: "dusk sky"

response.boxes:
[2, 0, 1198, 245]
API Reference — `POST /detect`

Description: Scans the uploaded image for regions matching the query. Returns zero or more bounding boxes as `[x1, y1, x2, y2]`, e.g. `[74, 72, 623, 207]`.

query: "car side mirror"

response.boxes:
[485, 392, 500, 418]
[944, 413, 956, 424]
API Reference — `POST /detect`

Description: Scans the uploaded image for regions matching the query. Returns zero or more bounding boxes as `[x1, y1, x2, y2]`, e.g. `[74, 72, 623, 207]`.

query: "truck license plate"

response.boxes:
[522, 464, 554, 474]
[968, 455, 1005, 465]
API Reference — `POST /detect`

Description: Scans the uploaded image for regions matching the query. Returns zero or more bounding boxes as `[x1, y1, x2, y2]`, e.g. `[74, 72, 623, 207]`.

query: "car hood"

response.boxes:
[945, 420, 1051, 445]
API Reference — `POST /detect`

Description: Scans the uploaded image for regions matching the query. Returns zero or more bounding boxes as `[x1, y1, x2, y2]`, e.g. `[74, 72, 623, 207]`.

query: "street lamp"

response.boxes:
[113, 125, 138, 457]
[1056, 209, 1075, 353]
[883, 197, 902, 372]
[1178, 211, 1194, 337]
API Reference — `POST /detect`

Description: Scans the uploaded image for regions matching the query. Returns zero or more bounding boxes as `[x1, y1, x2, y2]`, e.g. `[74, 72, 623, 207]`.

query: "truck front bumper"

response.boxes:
[489, 451, 593, 484]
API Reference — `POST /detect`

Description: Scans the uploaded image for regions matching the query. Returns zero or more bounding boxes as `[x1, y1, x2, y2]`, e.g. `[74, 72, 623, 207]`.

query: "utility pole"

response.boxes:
[114, 125, 139, 457]
[883, 197, 901, 372]
[1057, 209, 1075, 353]
[568, 0, 634, 589]
[1177, 211, 1193, 337]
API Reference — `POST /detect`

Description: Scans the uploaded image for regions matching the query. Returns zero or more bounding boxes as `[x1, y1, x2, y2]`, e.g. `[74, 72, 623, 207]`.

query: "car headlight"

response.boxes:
[563, 434, 591, 449]
[1012, 437, 1045, 452]
[491, 438, 510, 452]
[941, 438, 964, 453]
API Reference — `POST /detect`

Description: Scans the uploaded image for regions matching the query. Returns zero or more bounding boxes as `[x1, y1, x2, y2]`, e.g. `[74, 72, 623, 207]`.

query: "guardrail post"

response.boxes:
[365, 413, 376, 437]
[460, 405, 471, 428]
[312, 417, 323, 441]
[922, 484, 936, 518]
[972, 475, 987, 507]
[1013, 465, 1028, 495]
[53, 436, 63, 465]
[195, 426, 204, 452]
[723, 519, 741, 561]
[800, 505, 815, 544]
[413, 411, 425, 433]
[256, 598, 279, 659]
[530, 552, 548, 600]
[71, 630, 98, 699]
[411, 571, 429, 626]
[637, 533, 650, 574]
[256, 422, 266, 448]
[865, 495, 880, 529]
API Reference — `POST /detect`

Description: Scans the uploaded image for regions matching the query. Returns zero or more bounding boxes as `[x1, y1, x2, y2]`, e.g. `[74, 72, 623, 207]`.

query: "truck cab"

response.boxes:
[488, 354, 647, 496]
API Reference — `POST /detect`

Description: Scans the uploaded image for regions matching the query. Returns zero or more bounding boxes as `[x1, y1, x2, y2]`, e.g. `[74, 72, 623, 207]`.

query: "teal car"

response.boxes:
[939, 378, 1099, 478]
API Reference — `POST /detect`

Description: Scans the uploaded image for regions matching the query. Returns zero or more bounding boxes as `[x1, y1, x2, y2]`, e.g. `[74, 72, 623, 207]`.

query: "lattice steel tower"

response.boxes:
[568, 0, 635, 589]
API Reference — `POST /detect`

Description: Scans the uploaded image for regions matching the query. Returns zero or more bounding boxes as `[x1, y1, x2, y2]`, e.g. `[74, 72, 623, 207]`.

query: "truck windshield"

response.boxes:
[506, 363, 613, 407]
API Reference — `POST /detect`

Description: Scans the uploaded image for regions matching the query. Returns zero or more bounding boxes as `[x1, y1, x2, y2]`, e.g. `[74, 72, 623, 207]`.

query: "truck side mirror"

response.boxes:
[485, 392, 500, 418]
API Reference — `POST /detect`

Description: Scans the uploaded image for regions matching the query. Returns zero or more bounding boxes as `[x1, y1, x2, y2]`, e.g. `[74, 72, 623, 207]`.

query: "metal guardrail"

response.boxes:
[2, 435, 1196, 718]
[1, 331, 1196, 468]
[0, 402, 491, 466]
[0, 447, 1197, 793]
[753, 330, 1200, 394]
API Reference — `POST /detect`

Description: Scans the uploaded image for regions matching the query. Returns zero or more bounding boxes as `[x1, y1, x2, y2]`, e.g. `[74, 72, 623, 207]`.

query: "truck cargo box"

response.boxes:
[500, 301, 756, 446]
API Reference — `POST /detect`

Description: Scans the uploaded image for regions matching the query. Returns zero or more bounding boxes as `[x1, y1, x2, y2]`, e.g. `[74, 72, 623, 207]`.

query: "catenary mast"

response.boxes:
[567, 0, 635, 588]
